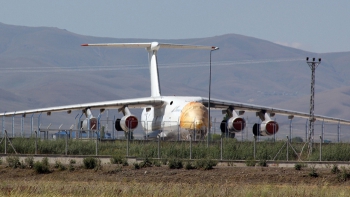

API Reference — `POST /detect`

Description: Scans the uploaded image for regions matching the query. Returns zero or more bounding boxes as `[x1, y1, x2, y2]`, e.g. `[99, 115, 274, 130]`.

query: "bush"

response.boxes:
[6, 156, 21, 169]
[139, 158, 153, 168]
[258, 159, 267, 167]
[294, 163, 302, 171]
[42, 157, 49, 167]
[122, 160, 129, 166]
[185, 162, 195, 170]
[110, 155, 128, 166]
[337, 167, 350, 182]
[54, 161, 66, 171]
[94, 159, 102, 171]
[68, 159, 76, 171]
[194, 159, 218, 170]
[68, 164, 75, 171]
[161, 158, 168, 165]
[83, 157, 98, 169]
[110, 155, 125, 164]
[133, 163, 140, 170]
[153, 160, 161, 167]
[331, 164, 340, 174]
[245, 158, 256, 167]
[69, 159, 76, 164]
[33, 158, 50, 174]
[308, 166, 318, 178]
[25, 157, 34, 168]
[168, 159, 183, 169]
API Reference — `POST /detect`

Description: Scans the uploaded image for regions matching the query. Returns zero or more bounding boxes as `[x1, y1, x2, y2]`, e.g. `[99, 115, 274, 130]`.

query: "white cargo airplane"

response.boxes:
[1, 42, 350, 140]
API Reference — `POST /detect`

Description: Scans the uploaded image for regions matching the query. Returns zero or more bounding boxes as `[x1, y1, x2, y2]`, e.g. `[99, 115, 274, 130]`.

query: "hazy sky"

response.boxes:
[1, 1, 349, 53]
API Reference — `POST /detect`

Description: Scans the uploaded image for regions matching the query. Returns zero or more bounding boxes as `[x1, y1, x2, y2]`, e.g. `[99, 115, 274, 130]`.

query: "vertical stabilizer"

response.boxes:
[81, 42, 217, 98]
[148, 42, 161, 97]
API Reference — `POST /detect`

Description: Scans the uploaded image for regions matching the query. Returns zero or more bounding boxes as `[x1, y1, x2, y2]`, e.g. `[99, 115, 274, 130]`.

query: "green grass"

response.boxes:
[2, 138, 350, 161]
[1, 180, 350, 196]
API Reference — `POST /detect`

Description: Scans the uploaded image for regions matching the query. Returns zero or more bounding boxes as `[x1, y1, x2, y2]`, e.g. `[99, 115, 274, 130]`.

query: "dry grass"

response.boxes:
[1, 180, 350, 196]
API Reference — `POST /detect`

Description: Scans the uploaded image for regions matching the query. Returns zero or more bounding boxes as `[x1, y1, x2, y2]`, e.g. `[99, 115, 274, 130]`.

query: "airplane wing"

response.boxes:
[202, 97, 350, 125]
[0, 97, 164, 117]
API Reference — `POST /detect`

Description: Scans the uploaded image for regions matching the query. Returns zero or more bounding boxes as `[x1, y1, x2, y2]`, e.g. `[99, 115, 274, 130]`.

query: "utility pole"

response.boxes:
[306, 57, 321, 155]
[207, 46, 219, 147]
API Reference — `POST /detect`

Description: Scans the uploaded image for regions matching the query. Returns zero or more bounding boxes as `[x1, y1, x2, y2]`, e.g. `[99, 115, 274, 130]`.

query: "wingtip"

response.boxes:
[81, 44, 88, 46]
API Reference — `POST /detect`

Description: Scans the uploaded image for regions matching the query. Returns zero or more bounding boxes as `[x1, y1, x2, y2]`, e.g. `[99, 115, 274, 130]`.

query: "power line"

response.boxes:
[0, 58, 304, 73]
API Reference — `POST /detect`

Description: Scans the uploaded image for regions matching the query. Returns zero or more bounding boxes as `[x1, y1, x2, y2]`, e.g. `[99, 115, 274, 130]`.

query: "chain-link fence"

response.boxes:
[1, 117, 350, 161]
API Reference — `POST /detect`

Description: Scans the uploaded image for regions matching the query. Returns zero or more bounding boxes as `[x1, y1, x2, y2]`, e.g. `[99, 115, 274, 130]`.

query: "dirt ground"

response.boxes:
[1, 164, 349, 186]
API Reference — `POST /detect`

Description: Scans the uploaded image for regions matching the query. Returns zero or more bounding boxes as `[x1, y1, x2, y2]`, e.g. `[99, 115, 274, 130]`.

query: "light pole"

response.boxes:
[208, 46, 219, 147]
[306, 57, 321, 155]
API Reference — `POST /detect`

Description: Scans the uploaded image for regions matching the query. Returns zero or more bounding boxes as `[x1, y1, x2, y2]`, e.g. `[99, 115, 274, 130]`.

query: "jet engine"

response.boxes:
[227, 116, 246, 132]
[252, 120, 279, 136]
[220, 107, 246, 138]
[115, 115, 138, 132]
[81, 117, 97, 131]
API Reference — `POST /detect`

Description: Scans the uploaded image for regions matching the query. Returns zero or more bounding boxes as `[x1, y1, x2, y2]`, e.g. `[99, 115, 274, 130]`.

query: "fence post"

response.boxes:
[214, 118, 216, 140]
[241, 121, 243, 142]
[286, 136, 289, 161]
[321, 120, 324, 143]
[78, 113, 84, 139]
[305, 120, 308, 142]
[289, 118, 293, 142]
[254, 136, 257, 160]
[190, 134, 192, 160]
[246, 117, 249, 141]
[127, 130, 130, 157]
[2, 112, 6, 135]
[87, 114, 91, 139]
[65, 130, 68, 155]
[2, 112, 5, 136]
[274, 118, 277, 142]
[113, 115, 116, 139]
[35, 130, 37, 154]
[38, 113, 42, 139]
[30, 114, 34, 137]
[21, 115, 24, 138]
[158, 135, 160, 159]
[96, 131, 98, 156]
[74, 113, 80, 139]
[177, 123, 180, 141]
[4, 130, 7, 154]
[338, 121, 341, 143]
[319, 135, 322, 161]
[12, 113, 15, 137]
[220, 135, 223, 160]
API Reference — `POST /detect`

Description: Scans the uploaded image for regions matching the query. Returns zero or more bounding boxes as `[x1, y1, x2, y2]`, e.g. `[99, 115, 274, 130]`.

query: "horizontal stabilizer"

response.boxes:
[81, 42, 218, 51]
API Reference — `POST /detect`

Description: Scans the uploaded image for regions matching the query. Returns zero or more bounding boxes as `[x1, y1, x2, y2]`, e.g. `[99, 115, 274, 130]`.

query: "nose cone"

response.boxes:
[180, 102, 209, 130]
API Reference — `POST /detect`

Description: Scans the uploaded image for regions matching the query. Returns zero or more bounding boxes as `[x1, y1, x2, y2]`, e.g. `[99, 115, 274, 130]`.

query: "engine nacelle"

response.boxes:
[81, 118, 97, 131]
[252, 120, 279, 136]
[226, 117, 246, 132]
[115, 115, 138, 132]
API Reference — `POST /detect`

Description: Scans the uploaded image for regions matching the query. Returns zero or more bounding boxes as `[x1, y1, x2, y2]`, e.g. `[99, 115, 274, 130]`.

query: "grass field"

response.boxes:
[2, 137, 350, 161]
[2, 161, 350, 197]
[2, 180, 350, 196]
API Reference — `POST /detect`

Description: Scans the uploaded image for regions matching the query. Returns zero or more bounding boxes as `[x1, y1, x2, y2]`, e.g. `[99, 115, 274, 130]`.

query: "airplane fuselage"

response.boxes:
[141, 96, 209, 139]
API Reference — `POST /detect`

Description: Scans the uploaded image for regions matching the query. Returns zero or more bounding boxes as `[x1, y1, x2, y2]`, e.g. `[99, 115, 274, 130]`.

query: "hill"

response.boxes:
[0, 22, 350, 138]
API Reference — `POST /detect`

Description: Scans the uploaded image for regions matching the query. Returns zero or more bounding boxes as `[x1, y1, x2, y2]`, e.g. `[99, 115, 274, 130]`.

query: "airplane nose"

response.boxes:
[194, 119, 204, 128]
[180, 102, 209, 130]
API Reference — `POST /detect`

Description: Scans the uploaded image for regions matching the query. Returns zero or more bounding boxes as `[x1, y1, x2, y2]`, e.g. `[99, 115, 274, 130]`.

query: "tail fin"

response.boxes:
[82, 42, 218, 97]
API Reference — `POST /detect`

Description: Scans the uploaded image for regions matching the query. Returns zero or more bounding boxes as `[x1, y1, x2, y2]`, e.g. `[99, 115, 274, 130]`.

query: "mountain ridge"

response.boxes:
[0, 22, 350, 127]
